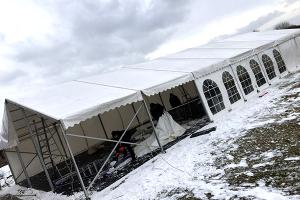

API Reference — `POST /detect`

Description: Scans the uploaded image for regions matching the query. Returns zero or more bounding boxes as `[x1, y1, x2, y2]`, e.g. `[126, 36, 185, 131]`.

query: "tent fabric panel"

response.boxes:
[5, 150, 25, 183]
[165, 48, 251, 59]
[278, 38, 300, 72]
[231, 58, 258, 99]
[17, 138, 44, 179]
[78, 68, 194, 96]
[100, 109, 127, 139]
[0, 106, 18, 150]
[62, 90, 141, 129]
[258, 48, 281, 79]
[117, 104, 140, 130]
[6, 81, 141, 129]
[80, 116, 108, 148]
[132, 101, 149, 125]
[198, 40, 269, 49]
[126, 58, 224, 73]
[66, 124, 89, 156]
[142, 73, 194, 96]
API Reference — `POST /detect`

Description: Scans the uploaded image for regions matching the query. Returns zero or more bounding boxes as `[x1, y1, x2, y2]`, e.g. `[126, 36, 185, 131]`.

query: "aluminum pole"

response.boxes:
[87, 104, 144, 191]
[141, 92, 165, 154]
[59, 123, 90, 200]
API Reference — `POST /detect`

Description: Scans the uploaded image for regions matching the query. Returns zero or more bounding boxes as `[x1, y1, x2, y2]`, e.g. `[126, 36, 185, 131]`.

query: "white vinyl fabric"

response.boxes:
[0, 69, 192, 149]
[134, 112, 186, 157]
[126, 29, 300, 79]
[77, 68, 193, 96]
[0, 106, 18, 149]
[1, 29, 300, 150]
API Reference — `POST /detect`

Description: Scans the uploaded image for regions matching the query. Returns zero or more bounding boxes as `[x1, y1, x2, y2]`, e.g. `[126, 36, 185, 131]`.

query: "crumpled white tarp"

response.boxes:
[134, 112, 186, 157]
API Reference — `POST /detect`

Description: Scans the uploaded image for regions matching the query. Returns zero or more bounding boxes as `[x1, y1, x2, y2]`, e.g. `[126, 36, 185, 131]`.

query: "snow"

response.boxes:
[252, 161, 274, 168]
[224, 159, 248, 169]
[284, 157, 300, 161]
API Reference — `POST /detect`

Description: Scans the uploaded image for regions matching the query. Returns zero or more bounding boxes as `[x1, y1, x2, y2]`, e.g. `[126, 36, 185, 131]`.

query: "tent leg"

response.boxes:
[15, 147, 32, 188]
[141, 93, 165, 154]
[53, 123, 69, 159]
[59, 123, 90, 200]
[87, 104, 144, 191]
[22, 110, 54, 191]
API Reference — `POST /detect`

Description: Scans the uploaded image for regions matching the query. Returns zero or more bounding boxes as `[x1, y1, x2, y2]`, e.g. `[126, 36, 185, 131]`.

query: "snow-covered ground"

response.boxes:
[0, 71, 299, 200]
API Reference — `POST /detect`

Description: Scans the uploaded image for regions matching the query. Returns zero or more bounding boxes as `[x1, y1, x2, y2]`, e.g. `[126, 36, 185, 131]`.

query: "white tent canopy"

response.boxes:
[77, 68, 193, 96]
[126, 29, 300, 79]
[0, 68, 193, 149]
[1, 29, 300, 150]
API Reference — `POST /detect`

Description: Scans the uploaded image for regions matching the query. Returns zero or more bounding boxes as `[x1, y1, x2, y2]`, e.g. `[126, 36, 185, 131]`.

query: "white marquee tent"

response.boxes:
[1, 29, 300, 199]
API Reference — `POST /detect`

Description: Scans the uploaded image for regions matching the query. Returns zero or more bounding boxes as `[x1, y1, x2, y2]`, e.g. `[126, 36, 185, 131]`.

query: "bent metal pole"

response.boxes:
[87, 104, 144, 191]
[59, 122, 90, 200]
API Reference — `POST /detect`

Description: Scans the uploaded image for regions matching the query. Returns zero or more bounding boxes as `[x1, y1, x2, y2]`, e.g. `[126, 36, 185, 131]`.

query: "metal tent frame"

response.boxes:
[7, 94, 167, 199]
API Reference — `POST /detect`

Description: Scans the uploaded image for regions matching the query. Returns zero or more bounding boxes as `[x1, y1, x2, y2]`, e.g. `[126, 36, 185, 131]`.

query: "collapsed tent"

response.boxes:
[1, 29, 300, 199]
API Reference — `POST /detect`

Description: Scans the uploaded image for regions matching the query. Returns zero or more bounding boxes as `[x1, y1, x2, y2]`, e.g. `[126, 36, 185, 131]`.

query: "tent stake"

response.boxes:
[59, 123, 90, 200]
[87, 104, 144, 191]
[22, 109, 54, 191]
[141, 92, 165, 154]
[15, 146, 32, 187]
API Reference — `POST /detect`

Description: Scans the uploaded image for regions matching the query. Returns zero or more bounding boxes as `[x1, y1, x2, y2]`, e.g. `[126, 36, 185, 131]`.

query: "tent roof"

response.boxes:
[126, 29, 300, 78]
[77, 68, 193, 96]
[5, 68, 192, 129]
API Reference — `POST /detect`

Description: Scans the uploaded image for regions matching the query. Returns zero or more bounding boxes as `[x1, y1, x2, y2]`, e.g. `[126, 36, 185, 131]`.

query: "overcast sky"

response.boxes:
[1, 0, 300, 120]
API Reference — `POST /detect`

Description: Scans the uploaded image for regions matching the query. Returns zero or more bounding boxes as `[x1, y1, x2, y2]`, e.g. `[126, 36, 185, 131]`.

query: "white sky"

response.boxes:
[0, 0, 300, 122]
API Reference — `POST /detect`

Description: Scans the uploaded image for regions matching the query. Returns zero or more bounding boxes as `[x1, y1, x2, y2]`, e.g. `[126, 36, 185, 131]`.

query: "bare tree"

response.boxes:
[274, 21, 292, 30]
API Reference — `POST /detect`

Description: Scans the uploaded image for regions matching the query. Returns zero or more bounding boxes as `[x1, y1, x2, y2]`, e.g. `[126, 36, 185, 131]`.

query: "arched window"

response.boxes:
[237, 65, 254, 95]
[203, 79, 225, 114]
[273, 49, 286, 73]
[262, 54, 276, 80]
[222, 71, 241, 104]
[249, 59, 266, 87]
